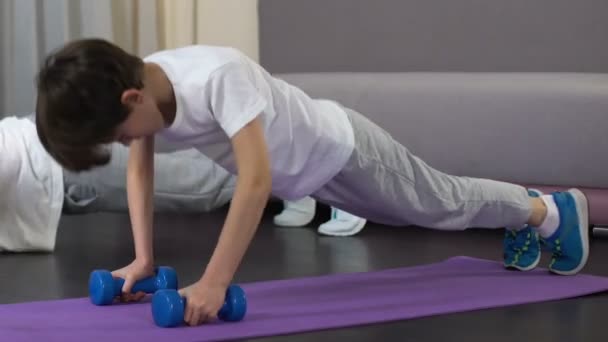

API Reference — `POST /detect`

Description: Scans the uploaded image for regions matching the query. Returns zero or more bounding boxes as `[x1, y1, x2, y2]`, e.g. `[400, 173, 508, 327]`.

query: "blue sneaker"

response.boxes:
[503, 189, 542, 271]
[541, 189, 590, 275]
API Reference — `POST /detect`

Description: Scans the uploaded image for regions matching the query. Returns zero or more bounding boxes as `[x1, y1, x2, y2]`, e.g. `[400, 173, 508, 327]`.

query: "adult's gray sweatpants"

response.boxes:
[63, 144, 236, 214]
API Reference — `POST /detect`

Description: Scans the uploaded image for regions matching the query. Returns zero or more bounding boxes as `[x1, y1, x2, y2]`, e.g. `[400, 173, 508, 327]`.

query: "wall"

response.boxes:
[159, 0, 259, 61]
[0, 0, 261, 116]
[195, 0, 259, 62]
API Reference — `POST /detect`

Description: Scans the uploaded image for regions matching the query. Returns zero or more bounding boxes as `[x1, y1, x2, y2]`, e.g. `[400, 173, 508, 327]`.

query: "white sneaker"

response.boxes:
[318, 208, 367, 237]
[273, 197, 316, 227]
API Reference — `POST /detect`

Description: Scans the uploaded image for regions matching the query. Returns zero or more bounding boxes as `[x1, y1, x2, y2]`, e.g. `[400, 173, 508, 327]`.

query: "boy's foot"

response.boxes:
[318, 208, 367, 237]
[541, 189, 590, 275]
[503, 189, 542, 271]
[273, 197, 316, 227]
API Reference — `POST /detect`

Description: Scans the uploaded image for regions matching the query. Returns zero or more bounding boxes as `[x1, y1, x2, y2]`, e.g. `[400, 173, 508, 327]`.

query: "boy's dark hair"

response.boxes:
[36, 38, 144, 171]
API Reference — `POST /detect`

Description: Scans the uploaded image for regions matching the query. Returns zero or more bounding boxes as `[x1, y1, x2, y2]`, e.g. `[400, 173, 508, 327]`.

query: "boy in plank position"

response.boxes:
[35, 39, 589, 326]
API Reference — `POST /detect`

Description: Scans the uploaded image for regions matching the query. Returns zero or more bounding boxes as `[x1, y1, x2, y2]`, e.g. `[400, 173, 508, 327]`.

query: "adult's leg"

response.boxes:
[63, 144, 236, 213]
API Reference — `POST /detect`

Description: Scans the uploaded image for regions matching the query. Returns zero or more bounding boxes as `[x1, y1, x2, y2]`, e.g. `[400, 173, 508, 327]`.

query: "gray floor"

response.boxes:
[1, 203, 607, 341]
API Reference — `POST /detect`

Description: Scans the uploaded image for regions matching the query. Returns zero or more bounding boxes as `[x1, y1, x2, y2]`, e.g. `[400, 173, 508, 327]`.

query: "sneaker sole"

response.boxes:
[273, 214, 315, 227]
[550, 188, 590, 275]
[318, 219, 367, 237]
[506, 252, 541, 271]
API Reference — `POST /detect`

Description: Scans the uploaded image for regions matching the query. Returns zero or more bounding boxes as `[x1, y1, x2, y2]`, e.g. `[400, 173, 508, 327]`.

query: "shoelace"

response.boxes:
[542, 239, 563, 265]
[505, 230, 532, 255]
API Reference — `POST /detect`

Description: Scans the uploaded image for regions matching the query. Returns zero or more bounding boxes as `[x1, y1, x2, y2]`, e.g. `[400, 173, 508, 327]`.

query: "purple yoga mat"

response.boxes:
[2, 256, 608, 341]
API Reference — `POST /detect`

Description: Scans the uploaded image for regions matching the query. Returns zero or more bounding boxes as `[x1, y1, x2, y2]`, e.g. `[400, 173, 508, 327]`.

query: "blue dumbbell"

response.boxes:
[89, 266, 178, 306]
[152, 285, 247, 327]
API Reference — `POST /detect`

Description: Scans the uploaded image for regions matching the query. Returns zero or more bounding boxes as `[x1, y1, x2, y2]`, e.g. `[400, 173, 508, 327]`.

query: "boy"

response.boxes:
[35, 39, 589, 326]
[0, 114, 235, 252]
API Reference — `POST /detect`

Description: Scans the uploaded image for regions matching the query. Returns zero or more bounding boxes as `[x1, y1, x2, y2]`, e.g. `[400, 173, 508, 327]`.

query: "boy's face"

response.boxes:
[115, 89, 165, 145]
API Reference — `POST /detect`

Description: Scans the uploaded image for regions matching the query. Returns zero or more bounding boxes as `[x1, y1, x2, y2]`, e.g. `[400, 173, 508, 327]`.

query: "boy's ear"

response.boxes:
[121, 89, 143, 107]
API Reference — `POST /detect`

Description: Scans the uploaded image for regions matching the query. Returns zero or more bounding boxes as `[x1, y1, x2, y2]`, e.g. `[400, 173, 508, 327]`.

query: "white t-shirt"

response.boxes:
[144, 46, 355, 200]
[0, 116, 64, 251]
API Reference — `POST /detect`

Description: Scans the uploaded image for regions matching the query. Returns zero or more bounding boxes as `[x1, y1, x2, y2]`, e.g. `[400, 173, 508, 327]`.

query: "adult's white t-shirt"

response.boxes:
[0, 116, 64, 251]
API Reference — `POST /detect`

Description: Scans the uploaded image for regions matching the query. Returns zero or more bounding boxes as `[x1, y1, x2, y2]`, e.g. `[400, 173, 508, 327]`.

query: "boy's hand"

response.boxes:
[179, 279, 227, 326]
[111, 259, 155, 302]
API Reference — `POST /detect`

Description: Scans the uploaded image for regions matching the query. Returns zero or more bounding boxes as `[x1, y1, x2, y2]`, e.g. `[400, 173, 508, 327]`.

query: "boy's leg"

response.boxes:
[313, 108, 532, 230]
[312, 108, 589, 274]
[63, 144, 236, 213]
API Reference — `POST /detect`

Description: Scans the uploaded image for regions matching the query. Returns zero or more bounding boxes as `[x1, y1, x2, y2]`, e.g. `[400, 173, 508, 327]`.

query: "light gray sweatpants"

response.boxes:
[63, 144, 236, 214]
[312, 108, 532, 230]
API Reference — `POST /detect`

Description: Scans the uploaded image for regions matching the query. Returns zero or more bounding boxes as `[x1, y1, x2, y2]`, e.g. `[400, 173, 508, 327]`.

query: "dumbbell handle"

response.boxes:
[171, 296, 233, 317]
[90, 267, 178, 306]
[153, 285, 246, 327]
[112, 276, 161, 296]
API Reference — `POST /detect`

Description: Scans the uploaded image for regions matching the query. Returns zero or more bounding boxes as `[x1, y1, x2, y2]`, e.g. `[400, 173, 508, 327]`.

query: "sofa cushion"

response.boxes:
[277, 72, 608, 189]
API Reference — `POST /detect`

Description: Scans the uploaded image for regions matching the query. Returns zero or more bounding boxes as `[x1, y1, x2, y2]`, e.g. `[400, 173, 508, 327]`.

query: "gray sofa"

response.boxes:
[258, 0, 608, 228]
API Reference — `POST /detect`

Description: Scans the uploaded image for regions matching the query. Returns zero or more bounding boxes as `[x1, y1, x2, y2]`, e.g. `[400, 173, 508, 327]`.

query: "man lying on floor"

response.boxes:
[0, 114, 236, 252]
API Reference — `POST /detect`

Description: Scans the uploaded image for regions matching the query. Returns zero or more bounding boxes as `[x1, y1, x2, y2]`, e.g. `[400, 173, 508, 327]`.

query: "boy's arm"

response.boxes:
[201, 116, 271, 287]
[116, 135, 156, 293]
